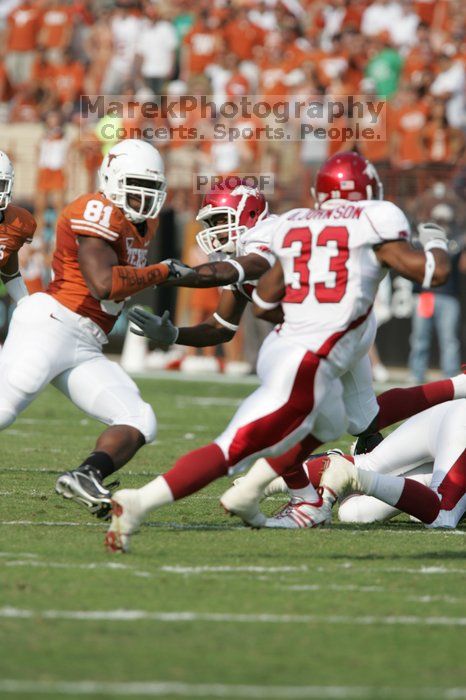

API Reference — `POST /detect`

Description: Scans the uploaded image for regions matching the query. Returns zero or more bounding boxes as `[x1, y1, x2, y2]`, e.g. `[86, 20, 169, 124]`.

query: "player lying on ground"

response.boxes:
[105, 152, 451, 551]
[130, 176, 465, 529]
[318, 399, 466, 529]
[0, 151, 36, 303]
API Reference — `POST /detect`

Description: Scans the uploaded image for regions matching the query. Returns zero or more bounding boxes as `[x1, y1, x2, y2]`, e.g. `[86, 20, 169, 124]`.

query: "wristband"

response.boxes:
[424, 239, 448, 253]
[5, 275, 29, 303]
[225, 258, 245, 284]
[252, 288, 280, 310]
[213, 312, 239, 332]
[422, 250, 436, 288]
[109, 263, 169, 300]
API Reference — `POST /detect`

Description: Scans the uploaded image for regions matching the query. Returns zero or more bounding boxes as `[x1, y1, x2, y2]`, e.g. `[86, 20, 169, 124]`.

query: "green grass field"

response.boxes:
[0, 375, 465, 700]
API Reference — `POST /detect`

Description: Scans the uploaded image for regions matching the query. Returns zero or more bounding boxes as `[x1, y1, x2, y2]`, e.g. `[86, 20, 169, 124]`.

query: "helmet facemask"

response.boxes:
[196, 206, 246, 256]
[0, 173, 13, 211]
[120, 174, 167, 223]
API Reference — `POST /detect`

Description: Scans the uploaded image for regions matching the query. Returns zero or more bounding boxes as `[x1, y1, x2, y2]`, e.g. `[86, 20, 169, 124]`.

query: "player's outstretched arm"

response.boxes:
[252, 258, 285, 322]
[129, 289, 248, 348]
[375, 223, 450, 287]
[0, 251, 29, 302]
[161, 253, 270, 288]
[78, 236, 171, 300]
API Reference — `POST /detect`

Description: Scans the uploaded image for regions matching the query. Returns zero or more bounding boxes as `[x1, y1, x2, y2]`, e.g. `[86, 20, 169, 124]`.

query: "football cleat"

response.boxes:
[233, 474, 289, 499]
[351, 432, 384, 456]
[320, 454, 362, 503]
[220, 480, 266, 528]
[55, 469, 115, 518]
[104, 489, 145, 553]
[264, 494, 332, 529]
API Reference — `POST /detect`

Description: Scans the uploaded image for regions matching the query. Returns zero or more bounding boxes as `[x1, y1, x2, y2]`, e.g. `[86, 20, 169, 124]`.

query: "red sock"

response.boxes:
[376, 379, 454, 430]
[396, 479, 440, 524]
[164, 443, 227, 500]
[437, 449, 466, 511]
[266, 435, 322, 486]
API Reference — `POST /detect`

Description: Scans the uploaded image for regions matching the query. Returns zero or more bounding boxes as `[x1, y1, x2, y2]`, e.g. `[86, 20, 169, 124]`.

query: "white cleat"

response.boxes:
[233, 475, 289, 499]
[220, 481, 266, 528]
[104, 489, 145, 553]
[320, 454, 362, 502]
[265, 495, 332, 529]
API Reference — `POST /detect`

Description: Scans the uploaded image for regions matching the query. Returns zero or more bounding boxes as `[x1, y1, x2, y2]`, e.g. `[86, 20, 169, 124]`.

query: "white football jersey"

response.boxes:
[270, 199, 410, 353]
[211, 215, 278, 301]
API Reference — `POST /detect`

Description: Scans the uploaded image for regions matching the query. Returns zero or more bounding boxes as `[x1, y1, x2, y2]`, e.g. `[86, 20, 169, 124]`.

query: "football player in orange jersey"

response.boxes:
[0, 151, 36, 304]
[0, 139, 185, 516]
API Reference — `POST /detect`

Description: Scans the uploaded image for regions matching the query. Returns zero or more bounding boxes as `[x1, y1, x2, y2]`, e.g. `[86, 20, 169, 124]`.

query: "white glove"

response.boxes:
[417, 222, 448, 251]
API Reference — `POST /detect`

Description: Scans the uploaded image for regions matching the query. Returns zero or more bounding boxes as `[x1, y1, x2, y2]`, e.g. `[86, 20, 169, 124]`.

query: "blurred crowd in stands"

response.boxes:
[0, 0, 465, 376]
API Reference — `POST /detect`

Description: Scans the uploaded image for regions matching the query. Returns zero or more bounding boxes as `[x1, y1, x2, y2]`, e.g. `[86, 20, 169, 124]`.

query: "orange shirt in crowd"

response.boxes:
[223, 20, 265, 61]
[183, 24, 221, 75]
[357, 106, 390, 163]
[54, 61, 85, 104]
[31, 55, 55, 85]
[423, 122, 456, 163]
[7, 3, 41, 52]
[225, 72, 250, 97]
[390, 102, 429, 166]
[39, 6, 73, 49]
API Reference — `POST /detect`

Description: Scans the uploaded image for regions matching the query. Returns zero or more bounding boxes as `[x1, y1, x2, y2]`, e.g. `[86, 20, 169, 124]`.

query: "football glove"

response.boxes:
[129, 307, 179, 348]
[417, 222, 448, 251]
[162, 259, 193, 281]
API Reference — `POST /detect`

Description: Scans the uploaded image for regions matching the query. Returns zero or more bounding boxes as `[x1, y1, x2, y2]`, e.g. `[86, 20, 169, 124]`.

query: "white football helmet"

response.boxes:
[99, 139, 166, 223]
[0, 151, 14, 211]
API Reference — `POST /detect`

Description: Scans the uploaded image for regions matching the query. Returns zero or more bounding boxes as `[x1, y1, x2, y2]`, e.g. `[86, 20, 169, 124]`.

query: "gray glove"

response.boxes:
[162, 259, 193, 281]
[417, 222, 448, 250]
[128, 307, 179, 347]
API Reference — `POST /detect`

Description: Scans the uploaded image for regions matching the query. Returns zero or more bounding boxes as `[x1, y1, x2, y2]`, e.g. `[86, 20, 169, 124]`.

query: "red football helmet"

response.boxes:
[196, 179, 269, 255]
[313, 152, 383, 205]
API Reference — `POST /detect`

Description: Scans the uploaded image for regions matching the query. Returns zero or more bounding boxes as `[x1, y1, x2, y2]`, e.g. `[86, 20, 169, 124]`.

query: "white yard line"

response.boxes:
[0, 520, 240, 531]
[286, 584, 384, 593]
[1, 679, 464, 698]
[0, 679, 464, 699]
[1, 607, 465, 626]
[160, 565, 307, 574]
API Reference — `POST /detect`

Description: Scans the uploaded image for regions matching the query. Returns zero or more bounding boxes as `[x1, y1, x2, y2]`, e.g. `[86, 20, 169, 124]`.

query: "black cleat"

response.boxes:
[55, 469, 118, 519]
[353, 431, 384, 455]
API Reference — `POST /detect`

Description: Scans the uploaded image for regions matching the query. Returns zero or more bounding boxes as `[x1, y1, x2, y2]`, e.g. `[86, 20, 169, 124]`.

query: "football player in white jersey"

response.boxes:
[129, 181, 277, 350]
[104, 152, 451, 551]
[318, 399, 466, 529]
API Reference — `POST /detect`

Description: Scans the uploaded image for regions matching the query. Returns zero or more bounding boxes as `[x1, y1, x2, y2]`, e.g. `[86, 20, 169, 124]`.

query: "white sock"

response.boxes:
[358, 469, 404, 507]
[290, 484, 319, 502]
[240, 458, 280, 496]
[451, 373, 466, 399]
[138, 476, 174, 515]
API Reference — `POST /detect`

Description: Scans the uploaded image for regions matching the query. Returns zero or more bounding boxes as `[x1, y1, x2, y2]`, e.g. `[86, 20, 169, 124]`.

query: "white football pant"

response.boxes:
[0, 293, 156, 442]
[216, 316, 377, 474]
[347, 400, 466, 528]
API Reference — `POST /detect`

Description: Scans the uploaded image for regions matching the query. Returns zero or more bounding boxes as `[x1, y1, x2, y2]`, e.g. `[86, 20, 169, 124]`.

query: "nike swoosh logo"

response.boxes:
[50, 313, 63, 323]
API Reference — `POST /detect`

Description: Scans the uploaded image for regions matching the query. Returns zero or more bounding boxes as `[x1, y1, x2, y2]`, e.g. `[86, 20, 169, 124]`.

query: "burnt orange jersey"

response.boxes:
[47, 192, 157, 335]
[0, 204, 36, 269]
